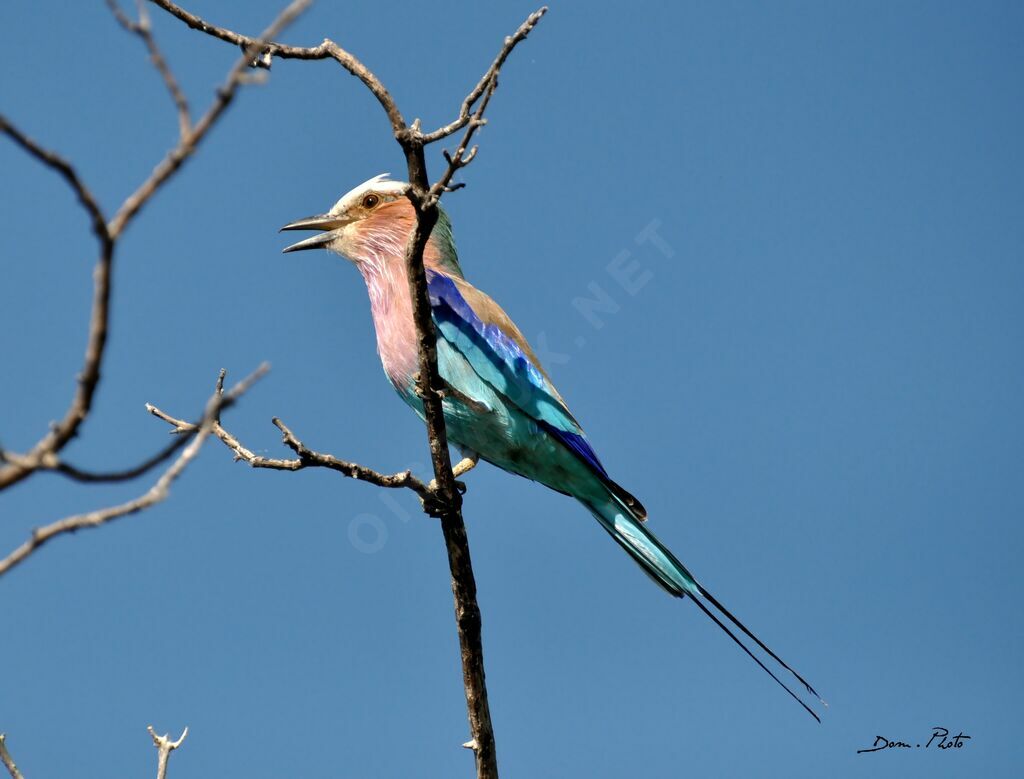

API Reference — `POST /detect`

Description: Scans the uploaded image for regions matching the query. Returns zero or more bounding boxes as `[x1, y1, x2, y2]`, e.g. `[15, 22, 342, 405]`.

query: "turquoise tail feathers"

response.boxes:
[586, 497, 699, 597]
[586, 497, 826, 722]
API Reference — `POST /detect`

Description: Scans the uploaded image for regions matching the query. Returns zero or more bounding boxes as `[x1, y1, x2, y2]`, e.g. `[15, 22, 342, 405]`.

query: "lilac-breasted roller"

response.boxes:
[281, 174, 824, 721]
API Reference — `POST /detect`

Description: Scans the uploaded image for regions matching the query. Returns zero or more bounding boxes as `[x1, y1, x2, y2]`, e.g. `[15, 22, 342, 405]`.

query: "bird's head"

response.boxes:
[280, 174, 462, 276]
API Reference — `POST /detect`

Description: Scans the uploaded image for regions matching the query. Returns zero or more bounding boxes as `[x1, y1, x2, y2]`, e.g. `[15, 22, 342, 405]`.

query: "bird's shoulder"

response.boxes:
[427, 270, 566, 403]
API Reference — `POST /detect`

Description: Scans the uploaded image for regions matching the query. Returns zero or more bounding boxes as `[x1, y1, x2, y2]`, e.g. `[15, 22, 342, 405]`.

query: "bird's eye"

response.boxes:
[362, 194, 380, 208]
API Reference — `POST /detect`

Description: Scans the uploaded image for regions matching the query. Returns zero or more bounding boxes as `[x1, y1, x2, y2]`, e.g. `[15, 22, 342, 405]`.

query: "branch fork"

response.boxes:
[148, 725, 188, 779]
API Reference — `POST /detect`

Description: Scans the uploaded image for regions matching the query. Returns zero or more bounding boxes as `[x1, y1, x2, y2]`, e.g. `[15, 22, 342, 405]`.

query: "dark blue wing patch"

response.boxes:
[538, 420, 608, 478]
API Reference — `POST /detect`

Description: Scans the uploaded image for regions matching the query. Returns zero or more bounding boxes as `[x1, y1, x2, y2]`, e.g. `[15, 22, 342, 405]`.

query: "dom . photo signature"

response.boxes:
[858, 726, 971, 754]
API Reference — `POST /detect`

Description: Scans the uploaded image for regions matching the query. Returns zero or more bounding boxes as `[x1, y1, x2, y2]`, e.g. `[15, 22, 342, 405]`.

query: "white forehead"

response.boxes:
[329, 173, 409, 214]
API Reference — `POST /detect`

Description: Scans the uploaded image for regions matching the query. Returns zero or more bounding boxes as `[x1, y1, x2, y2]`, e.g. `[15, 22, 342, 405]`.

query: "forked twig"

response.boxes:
[0, 366, 268, 579]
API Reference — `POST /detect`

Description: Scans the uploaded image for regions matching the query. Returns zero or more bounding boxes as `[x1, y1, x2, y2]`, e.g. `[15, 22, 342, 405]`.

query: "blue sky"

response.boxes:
[2, 1, 1022, 777]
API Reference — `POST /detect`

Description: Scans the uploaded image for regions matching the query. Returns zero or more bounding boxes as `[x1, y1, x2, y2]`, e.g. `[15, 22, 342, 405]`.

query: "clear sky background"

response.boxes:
[2, 2, 1022, 777]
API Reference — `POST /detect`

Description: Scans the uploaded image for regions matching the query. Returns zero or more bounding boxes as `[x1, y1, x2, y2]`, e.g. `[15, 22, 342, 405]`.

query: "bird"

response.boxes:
[281, 174, 825, 721]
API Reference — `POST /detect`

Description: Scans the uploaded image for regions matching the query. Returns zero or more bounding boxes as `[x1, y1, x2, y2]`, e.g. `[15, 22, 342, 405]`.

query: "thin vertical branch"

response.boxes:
[0, 735, 25, 779]
[106, 0, 192, 138]
[391, 12, 547, 775]
[147, 726, 188, 779]
[398, 183, 497, 777]
[0, 117, 113, 491]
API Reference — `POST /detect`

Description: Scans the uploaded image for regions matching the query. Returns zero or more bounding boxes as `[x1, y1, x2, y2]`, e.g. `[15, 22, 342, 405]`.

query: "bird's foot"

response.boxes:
[420, 484, 465, 517]
[425, 476, 468, 497]
[421, 454, 477, 515]
[452, 454, 478, 478]
[420, 490, 447, 518]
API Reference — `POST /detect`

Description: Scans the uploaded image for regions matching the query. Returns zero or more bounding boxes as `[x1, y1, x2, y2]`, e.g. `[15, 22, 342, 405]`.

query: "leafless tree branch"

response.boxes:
[46, 436, 191, 484]
[0, 117, 114, 491]
[108, 0, 312, 238]
[0, 366, 268, 579]
[147, 0, 547, 173]
[145, 405, 433, 501]
[420, 8, 548, 144]
[388, 14, 546, 772]
[388, 16, 546, 772]
[106, 0, 192, 139]
[0, 734, 25, 779]
[0, 119, 109, 241]
[431, 79, 495, 197]
[147, 0, 406, 129]
[0, 0, 310, 494]
[147, 726, 188, 779]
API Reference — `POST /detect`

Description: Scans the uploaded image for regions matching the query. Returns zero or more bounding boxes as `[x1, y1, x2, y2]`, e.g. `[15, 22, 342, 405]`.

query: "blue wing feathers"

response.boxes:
[427, 270, 647, 520]
[428, 271, 579, 432]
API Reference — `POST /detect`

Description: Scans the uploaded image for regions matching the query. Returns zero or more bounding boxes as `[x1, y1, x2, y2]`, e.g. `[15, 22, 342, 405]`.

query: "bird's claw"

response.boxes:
[420, 492, 446, 518]
[420, 484, 462, 518]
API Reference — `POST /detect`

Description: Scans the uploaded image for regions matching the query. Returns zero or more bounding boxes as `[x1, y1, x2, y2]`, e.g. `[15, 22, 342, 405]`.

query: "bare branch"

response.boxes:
[438, 505, 495, 775]
[420, 7, 548, 144]
[377, 22, 549, 776]
[429, 81, 495, 202]
[0, 118, 109, 241]
[147, 1, 547, 158]
[396, 118, 496, 779]
[147, 0, 406, 131]
[43, 368, 259, 480]
[147, 726, 188, 779]
[0, 366, 267, 579]
[392, 198, 499, 771]
[107, 0, 192, 138]
[145, 405, 432, 501]
[48, 435, 190, 483]
[0, 117, 113, 492]
[426, 8, 547, 198]
[388, 8, 548, 760]
[401, 206, 461, 506]
[109, 0, 312, 237]
[0, 734, 25, 779]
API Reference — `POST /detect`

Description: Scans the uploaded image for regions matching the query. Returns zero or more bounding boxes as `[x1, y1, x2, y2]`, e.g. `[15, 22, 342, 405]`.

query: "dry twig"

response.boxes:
[47, 436, 192, 484]
[0, 117, 114, 491]
[146, 406, 432, 501]
[0, 734, 25, 779]
[147, 726, 188, 779]
[106, 0, 192, 138]
[0, 366, 268, 579]
[107, 0, 312, 238]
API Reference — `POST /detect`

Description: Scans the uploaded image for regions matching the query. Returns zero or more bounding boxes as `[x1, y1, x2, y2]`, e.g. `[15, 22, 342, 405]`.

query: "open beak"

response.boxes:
[279, 213, 349, 253]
